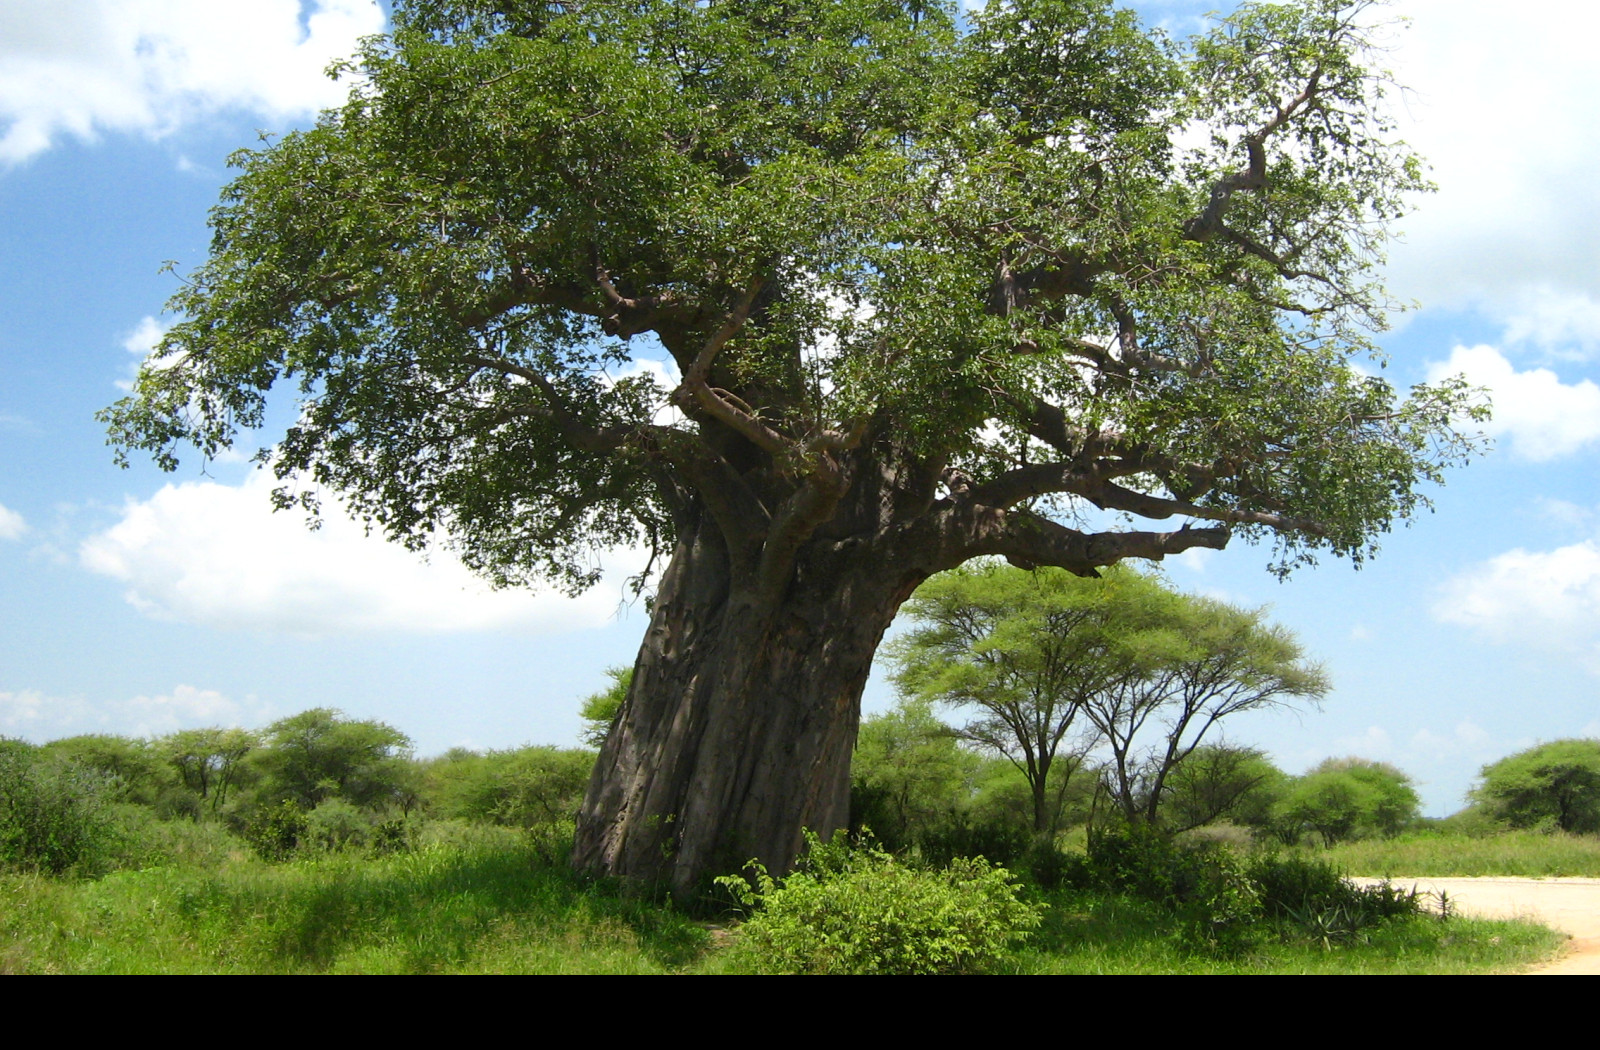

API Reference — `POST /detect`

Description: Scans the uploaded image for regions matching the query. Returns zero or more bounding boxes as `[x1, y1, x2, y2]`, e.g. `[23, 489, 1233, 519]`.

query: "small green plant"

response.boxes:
[716, 831, 1041, 975]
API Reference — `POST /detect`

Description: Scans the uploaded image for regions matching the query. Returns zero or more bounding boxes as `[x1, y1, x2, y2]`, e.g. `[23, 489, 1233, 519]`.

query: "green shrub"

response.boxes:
[912, 818, 1031, 869]
[242, 800, 308, 861]
[0, 748, 119, 875]
[1249, 853, 1423, 947]
[718, 832, 1041, 974]
[1430, 805, 1503, 839]
[39, 735, 176, 807]
[303, 799, 374, 852]
[1083, 824, 1260, 952]
[424, 746, 593, 830]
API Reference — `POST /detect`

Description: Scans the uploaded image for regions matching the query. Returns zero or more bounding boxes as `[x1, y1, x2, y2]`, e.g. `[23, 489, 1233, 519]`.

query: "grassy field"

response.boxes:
[0, 840, 1564, 975]
[1320, 829, 1600, 878]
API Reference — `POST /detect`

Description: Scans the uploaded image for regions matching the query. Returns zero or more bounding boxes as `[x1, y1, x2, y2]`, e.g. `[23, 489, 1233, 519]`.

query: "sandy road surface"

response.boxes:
[1359, 877, 1600, 974]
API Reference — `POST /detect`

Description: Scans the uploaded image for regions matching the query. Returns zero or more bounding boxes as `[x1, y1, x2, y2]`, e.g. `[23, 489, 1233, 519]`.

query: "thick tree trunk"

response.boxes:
[572, 507, 920, 899]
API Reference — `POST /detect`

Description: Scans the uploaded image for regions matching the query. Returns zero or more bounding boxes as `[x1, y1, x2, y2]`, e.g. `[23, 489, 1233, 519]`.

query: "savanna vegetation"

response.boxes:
[2, 646, 1587, 973]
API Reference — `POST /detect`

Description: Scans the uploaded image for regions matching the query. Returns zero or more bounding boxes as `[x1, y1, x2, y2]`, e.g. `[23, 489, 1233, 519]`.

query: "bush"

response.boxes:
[912, 818, 1031, 869]
[718, 832, 1041, 974]
[303, 798, 376, 852]
[1249, 853, 1424, 947]
[425, 746, 593, 830]
[242, 800, 308, 861]
[1083, 824, 1261, 953]
[0, 747, 119, 875]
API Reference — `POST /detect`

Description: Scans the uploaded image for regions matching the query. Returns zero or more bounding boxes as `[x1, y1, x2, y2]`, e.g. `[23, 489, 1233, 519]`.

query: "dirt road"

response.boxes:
[1361, 876, 1600, 974]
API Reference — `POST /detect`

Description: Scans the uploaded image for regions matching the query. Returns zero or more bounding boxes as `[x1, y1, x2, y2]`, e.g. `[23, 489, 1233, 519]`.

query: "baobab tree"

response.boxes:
[105, 0, 1480, 895]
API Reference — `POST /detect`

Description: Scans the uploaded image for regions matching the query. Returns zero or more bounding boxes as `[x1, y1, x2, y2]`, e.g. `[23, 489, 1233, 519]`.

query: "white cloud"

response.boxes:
[0, 502, 24, 540]
[1382, 2, 1600, 347]
[1537, 497, 1593, 530]
[80, 469, 650, 636]
[0, 688, 83, 733]
[1167, 546, 1216, 574]
[0, 683, 265, 739]
[116, 314, 169, 390]
[1409, 720, 1491, 758]
[121, 316, 164, 357]
[1331, 725, 1395, 759]
[0, 0, 384, 164]
[1435, 540, 1600, 671]
[1499, 288, 1600, 353]
[1426, 344, 1600, 461]
[117, 684, 260, 737]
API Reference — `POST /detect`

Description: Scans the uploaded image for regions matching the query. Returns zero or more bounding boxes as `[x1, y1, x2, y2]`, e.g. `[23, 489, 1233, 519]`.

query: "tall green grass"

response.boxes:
[0, 842, 706, 974]
[0, 845, 1568, 973]
[0, 839, 1567, 974]
[1320, 830, 1600, 878]
[1008, 892, 1560, 974]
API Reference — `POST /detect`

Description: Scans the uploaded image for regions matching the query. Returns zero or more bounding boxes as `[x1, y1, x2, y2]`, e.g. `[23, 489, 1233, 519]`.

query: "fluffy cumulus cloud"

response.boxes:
[1381, 1, 1600, 348]
[79, 469, 650, 635]
[121, 316, 165, 358]
[115, 684, 261, 737]
[1426, 345, 1600, 461]
[115, 314, 167, 391]
[0, 0, 384, 164]
[1435, 541, 1600, 671]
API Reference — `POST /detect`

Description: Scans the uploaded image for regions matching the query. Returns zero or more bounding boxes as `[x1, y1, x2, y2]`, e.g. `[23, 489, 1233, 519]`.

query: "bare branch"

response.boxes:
[984, 511, 1231, 576]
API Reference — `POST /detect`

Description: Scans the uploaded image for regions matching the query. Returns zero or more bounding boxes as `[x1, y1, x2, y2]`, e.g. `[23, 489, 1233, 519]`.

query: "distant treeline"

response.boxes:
[0, 708, 594, 874]
[5, 700, 1596, 880]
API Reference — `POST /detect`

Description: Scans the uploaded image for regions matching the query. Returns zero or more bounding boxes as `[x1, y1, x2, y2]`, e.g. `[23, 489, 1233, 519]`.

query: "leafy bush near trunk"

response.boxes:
[717, 832, 1041, 975]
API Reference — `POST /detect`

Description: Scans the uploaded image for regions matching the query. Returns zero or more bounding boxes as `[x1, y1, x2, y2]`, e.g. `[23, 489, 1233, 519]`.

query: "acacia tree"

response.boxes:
[250, 709, 414, 811]
[1085, 592, 1328, 824]
[1472, 740, 1600, 834]
[1274, 756, 1418, 845]
[888, 562, 1137, 835]
[891, 564, 1322, 831]
[104, 0, 1479, 894]
[851, 698, 980, 848]
[164, 728, 258, 813]
[1161, 743, 1286, 832]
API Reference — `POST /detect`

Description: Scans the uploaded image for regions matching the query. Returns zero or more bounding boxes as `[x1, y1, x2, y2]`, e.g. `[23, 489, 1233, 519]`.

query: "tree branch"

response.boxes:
[990, 512, 1230, 577]
[968, 460, 1327, 536]
[461, 353, 624, 453]
[921, 502, 1231, 578]
[1183, 67, 1324, 244]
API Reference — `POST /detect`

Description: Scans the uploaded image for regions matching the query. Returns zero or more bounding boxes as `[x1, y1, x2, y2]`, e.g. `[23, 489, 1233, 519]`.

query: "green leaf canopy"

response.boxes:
[104, 0, 1481, 594]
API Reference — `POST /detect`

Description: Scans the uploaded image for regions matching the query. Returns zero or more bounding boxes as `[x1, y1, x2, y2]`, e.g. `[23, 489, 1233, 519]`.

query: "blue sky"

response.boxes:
[2, 0, 1598, 815]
